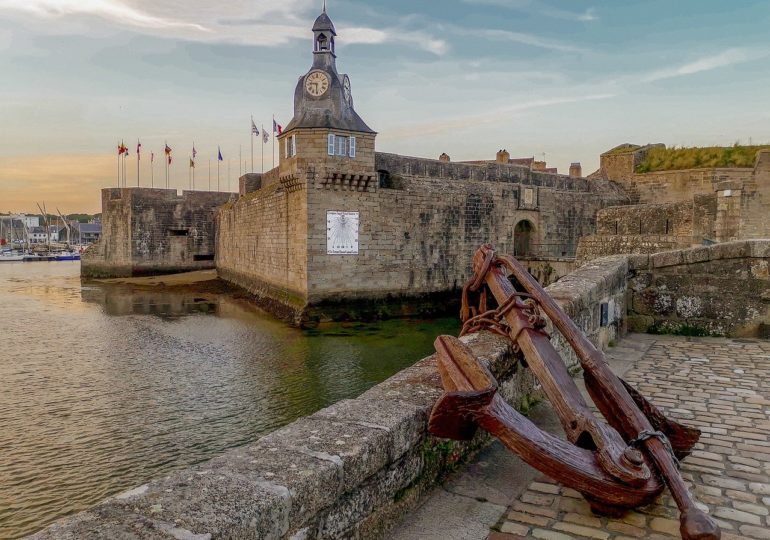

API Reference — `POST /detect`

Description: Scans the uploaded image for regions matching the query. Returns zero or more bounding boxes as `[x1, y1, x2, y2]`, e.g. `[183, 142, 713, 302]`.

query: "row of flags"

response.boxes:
[117, 117, 284, 168]
[116, 140, 172, 164]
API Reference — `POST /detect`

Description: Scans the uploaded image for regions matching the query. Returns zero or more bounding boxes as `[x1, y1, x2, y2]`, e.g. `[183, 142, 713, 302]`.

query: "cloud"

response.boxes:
[0, 0, 209, 32]
[473, 28, 589, 54]
[0, 0, 449, 55]
[641, 48, 768, 83]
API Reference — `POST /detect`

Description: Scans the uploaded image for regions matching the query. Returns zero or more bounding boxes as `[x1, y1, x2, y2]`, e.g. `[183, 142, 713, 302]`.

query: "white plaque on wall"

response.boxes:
[327, 211, 359, 255]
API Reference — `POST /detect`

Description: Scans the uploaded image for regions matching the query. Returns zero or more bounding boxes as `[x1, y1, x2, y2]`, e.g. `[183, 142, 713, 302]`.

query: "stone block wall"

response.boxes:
[737, 150, 770, 240]
[82, 188, 234, 278]
[216, 182, 309, 319]
[596, 201, 693, 238]
[216, 152, 627, 324]
[575, 234, 682, 265]
[627, 240, 770, 337]
[301, 154, 627, 321]
[31, 254, 630, 540]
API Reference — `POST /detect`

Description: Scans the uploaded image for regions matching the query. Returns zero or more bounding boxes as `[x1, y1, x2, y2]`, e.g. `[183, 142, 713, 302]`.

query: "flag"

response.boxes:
[151, 152, 154, 163]
[262, 127, 269, 144]
[164, 144, 172, 155]
[273, 119, 282, 136]
[218, 147, 223, 161]
[251, 117, 259, 136]
[136, 140, 141, 160]
[168, 155, 173, 165]
[190, 158, 195, 168]
[118, 142, 128, 155]
[192, 145, 197, 159]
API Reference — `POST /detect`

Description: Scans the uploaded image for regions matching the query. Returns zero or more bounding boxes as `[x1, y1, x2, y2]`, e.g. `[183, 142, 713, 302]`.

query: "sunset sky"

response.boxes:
[1, 0, 769, 214]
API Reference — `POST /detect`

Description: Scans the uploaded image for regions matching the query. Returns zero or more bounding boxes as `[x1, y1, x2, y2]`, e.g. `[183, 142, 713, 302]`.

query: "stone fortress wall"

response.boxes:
[215, 150, 627, 324]
[82, 188, 234, 278]
[578, 146, 770, 263]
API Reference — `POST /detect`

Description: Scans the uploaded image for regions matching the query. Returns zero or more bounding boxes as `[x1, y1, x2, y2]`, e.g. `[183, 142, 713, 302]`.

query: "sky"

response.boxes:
[1, 0, 769, 214]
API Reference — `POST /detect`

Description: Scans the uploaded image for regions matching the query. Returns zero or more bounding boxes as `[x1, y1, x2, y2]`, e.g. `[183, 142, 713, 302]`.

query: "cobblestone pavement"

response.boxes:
[491, 335, 770, 540]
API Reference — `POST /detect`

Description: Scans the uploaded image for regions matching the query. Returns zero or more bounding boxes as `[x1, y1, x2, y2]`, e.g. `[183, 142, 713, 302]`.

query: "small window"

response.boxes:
[328, 134, 335, 156]
[349, 136, 356, 158]
[168, 229, 189, 237]
[285, 135, 296, 158]
[193, 254, 215, 261]
[336, 136, 347, 156]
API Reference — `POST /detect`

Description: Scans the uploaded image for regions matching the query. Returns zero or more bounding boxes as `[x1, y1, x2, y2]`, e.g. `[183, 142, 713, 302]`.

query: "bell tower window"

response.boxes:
[316, 33, 328, 52]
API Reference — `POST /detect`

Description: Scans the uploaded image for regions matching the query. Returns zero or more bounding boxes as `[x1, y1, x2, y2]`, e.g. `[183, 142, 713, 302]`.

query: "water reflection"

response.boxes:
[0, 263, 458, 539]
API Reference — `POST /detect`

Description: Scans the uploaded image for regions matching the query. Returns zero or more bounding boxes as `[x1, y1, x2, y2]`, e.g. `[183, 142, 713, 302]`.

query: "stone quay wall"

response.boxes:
[82, 188, 234, 278]
[627, 240, 770, 337]
[30, 257, 630, 540]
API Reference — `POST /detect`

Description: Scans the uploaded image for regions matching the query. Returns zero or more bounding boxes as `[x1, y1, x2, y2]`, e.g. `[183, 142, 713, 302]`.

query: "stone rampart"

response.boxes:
[627, 240, 770, 337]
[82, 188, 234, 278]
[30, 257, 629, 540]
[215, 153, 628, 324]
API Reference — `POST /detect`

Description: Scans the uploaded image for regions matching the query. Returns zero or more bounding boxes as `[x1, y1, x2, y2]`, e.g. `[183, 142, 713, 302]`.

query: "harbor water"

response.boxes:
[0, 262, 459, 539]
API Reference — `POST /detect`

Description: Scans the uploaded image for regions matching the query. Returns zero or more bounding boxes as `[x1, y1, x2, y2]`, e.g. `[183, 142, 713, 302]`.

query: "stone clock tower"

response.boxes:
[278, 5, 377, 190]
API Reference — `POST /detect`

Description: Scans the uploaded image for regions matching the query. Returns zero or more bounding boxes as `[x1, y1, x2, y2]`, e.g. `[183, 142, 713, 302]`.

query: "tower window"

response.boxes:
[285, 135, 296, 158]
[327, 134, 357, 158]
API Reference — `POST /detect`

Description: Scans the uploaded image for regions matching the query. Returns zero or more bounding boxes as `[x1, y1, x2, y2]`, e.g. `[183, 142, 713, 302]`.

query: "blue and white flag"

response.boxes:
[251, 117, 259, 136]
[217, 147, 223, 161]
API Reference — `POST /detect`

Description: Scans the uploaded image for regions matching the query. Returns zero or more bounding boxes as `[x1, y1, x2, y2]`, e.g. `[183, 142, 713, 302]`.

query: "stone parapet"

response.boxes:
[627, 240, 770, 337]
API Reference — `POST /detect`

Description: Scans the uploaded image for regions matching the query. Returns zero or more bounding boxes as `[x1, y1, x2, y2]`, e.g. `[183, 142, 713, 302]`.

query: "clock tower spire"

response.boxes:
[282, 5, 375, 136]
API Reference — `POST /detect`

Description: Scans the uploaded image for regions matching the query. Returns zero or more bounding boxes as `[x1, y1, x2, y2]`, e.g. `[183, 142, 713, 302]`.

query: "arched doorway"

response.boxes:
[514, 220, 534, 256]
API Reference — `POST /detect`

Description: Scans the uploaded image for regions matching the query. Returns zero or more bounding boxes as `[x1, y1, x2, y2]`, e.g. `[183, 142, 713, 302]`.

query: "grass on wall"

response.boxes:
[636, 144, 770, 173]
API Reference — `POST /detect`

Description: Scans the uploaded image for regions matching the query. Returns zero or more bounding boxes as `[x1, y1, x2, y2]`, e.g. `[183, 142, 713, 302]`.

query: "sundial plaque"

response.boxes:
[326, 211, 359, 255]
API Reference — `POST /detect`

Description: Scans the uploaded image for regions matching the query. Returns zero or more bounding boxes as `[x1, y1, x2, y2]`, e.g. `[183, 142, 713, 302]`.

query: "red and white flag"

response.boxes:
[273, 118, 282, 136]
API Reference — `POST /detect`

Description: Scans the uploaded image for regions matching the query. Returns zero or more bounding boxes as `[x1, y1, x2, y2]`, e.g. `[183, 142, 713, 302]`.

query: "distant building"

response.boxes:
[59, 222, 102, 244]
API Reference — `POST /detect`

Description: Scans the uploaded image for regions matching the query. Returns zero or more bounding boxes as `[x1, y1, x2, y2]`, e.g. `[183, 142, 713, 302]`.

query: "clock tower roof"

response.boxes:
[284, 6, 375, 135]
[312, 11, 336, 34]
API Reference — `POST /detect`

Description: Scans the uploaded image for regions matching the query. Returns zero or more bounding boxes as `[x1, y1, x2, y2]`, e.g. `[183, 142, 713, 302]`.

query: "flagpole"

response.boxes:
[137, 139, 140, 187]
[217, 152, 220, 192]
[165, 141, 168, 189]
[272, 115, 275, 171]
[208, 159, 211, 191]
[239, 145, 242, 178]
[261, 125, 265, 174]
[151, 155, 154, 188]
[117, 144, 120, 187]
[228, 158, 231, 191]
[250, 116, 254, 172]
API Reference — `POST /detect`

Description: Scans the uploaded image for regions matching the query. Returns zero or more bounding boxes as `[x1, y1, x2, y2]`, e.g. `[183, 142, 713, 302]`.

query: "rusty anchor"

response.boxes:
[428, 244, 719, 540]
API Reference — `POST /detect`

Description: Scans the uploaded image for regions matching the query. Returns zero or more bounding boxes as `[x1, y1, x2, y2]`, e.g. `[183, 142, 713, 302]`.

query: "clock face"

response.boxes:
[327, 211, 359, 255]
[305, 71, 330, 97]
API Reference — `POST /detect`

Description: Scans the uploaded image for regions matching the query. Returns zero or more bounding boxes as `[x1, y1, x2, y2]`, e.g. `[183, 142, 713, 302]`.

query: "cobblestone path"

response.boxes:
[492, 335, 770, 540]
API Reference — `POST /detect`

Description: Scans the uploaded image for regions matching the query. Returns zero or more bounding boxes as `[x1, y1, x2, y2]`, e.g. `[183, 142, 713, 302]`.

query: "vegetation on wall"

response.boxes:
[636, 144, 770, 173]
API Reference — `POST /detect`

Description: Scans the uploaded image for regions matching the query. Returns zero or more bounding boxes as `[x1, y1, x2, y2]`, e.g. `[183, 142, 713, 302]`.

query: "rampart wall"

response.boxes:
[32, 253, 629, 540]
[216, 153, 628, 324]
[82, 188, 234, 278]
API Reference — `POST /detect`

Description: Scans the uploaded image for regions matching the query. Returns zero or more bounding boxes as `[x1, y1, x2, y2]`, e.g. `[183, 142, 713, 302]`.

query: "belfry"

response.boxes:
[278, 5, 376, 181]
